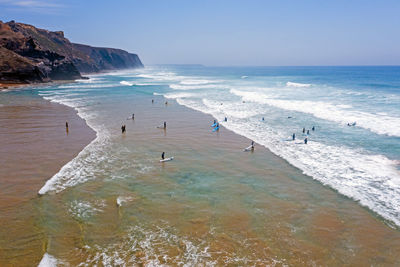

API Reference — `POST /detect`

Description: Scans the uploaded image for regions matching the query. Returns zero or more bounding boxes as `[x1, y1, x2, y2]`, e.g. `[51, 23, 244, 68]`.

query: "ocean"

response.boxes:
[2, 65, 400, 265]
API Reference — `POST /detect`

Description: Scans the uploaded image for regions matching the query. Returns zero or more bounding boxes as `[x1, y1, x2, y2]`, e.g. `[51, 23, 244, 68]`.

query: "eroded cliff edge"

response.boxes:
[0, 20, 143, 84]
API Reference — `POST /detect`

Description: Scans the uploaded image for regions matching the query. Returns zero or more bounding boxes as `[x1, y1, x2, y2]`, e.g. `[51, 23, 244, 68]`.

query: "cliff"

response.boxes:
[72, 44, 143, 73]
[0, 20, 143, 84]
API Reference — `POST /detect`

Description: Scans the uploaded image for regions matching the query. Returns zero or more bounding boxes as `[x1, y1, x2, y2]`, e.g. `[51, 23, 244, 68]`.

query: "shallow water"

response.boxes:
[1, 66, 400, 265]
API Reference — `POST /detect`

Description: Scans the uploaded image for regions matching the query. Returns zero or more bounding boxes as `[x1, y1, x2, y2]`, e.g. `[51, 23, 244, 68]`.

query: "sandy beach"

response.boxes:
[1, 82, 400, 265]
[0, 94, 95, 265]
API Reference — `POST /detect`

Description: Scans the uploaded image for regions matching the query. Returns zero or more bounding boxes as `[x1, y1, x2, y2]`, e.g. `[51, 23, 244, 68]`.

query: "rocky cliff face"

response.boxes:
[72, 43, 143, 73]
[0, 20, 143, 84]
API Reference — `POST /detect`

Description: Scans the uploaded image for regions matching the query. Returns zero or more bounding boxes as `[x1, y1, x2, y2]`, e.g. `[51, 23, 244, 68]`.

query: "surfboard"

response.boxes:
[211, 122, 217, 127]
[160, 157, 174, 162]
[243, 145, 254, 152]
[212, 126, 220, 132]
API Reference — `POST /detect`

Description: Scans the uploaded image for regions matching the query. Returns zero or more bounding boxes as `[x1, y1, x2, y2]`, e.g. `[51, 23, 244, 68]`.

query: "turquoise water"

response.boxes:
[3, 66, 400, 265]
[34, 65, 400, 227]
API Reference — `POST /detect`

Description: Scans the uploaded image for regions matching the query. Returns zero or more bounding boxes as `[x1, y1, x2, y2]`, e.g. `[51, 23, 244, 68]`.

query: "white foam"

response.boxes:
[58, 83, 119, 89]
[38, 87, 112, 195]
[180, 79, 216, 85]
[38, 253, 59, 267]
[116, 196, 134, 207]
[169, 84, 226, 90]
[164, 92, 196, 99]
[68, 200, 105, 220]
[175, 93, 400, 227]
[286, 81, 311, 87]
[120, 81, 134, 86]
[76, 223, 282, 266]
[230, 89, 400, 137]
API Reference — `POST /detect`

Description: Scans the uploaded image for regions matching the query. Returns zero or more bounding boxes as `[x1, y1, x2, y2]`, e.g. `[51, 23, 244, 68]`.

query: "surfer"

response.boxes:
[304, 137, 308, 144]
[161, 152, 165, 160]
[292, 133, 295, 140]
[164, 121, 167, 129]
[213, 119, 216, 124]
[215, 123, 220, 131]
[302, 127, 305, 134]
[132, 113, 135, 120]
[312, 126, 315, 131]
[251, 141, 255, 150]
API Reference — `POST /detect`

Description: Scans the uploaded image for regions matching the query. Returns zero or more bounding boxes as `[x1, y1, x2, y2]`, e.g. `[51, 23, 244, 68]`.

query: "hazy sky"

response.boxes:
[1, 0, 399, 66]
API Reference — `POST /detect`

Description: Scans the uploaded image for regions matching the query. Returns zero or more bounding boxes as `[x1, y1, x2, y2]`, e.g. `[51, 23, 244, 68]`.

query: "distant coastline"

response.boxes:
[0, 20, 143, 86]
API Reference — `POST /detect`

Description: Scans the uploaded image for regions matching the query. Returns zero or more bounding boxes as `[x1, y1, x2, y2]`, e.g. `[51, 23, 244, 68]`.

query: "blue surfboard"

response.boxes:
[211, 122, 217, 127]
[212, 126, 220, 132]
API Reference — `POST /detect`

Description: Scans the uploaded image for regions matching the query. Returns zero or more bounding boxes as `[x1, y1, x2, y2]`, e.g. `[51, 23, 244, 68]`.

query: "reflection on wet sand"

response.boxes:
[1, 92, 400, 265]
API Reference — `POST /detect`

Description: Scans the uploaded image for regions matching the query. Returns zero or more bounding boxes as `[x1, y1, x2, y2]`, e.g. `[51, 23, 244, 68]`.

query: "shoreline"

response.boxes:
[0, 93, 96, 265]
[2, 80, 400, 265]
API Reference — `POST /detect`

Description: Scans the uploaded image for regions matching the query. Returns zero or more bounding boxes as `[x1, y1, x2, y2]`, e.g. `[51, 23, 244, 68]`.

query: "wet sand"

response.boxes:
[0, 96, 95, 266]
[36, 93, 400, 266]
[2, 92, 400, 265]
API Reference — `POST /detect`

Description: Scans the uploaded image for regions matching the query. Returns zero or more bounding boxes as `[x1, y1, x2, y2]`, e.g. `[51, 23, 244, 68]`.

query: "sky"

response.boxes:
[1, 0, 399, 66]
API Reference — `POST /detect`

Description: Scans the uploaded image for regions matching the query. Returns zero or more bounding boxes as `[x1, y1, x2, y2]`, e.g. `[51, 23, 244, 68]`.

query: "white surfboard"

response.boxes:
[160, 157, 174, 162]
[243, 145, 254, 152]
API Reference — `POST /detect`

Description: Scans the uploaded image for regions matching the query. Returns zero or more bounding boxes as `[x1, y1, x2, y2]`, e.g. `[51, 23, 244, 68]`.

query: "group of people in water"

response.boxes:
[117, 98, 324, 161]
[291, 126, 315, 144]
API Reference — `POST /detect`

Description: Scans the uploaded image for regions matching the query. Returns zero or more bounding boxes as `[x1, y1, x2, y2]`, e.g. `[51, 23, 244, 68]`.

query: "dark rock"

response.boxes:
[0, 20, 143, 84]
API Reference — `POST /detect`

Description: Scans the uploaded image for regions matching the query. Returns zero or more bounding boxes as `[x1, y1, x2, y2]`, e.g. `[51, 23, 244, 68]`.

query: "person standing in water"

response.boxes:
[312, 126, 315, 131]
[163, 121, 167, 129]
[132, 113, 135, 120]
[302, 127, 305, 134]
[304, 137, 308, 144]
[161, 152, 165, 160]
[307, 129, 310, 135]
[165, 101, 168, 105]
[65, 121, 69, 134]
[292, 133, 295, 140]
[262, 117, 265, 121]
[224, 117, 228, 122]
[121, 125, 126, 133]
[152, 99, 154, 104]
